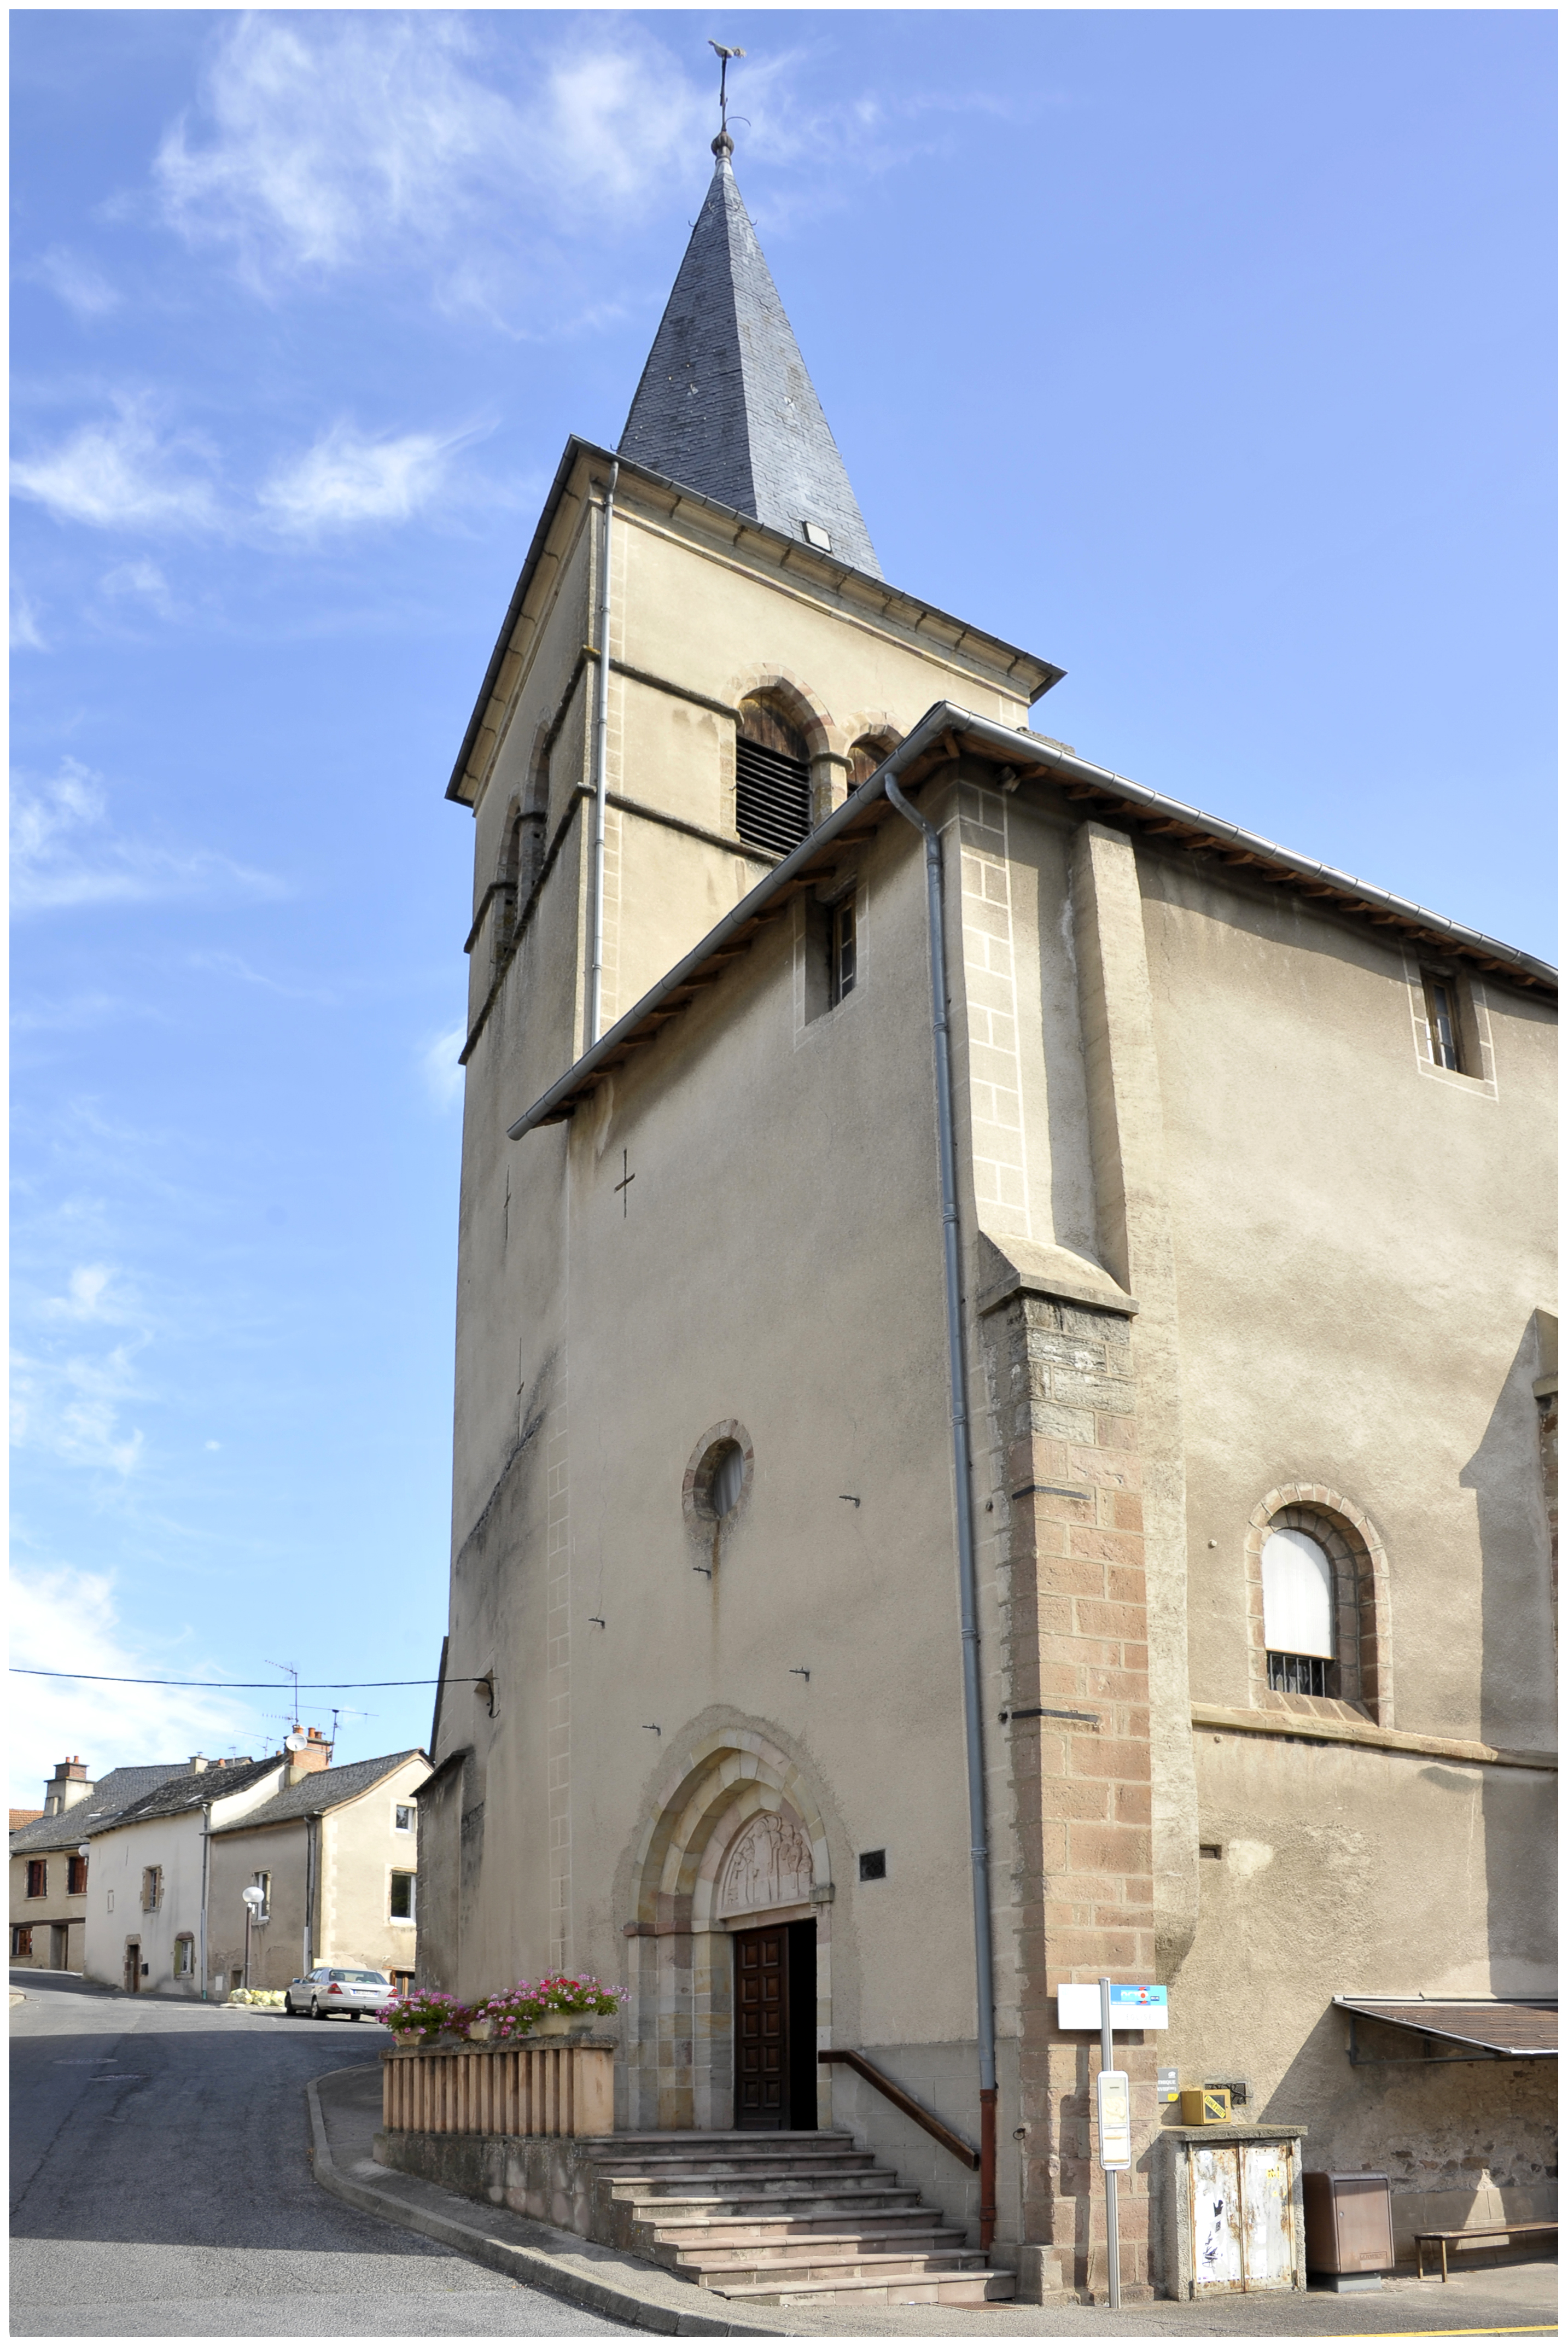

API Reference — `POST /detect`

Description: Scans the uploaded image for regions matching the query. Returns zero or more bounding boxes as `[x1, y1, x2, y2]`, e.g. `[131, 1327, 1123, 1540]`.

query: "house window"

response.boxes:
[389, 1871, 417, 1923]
[252, 1870, 271, 1921]
[106, 1889, 114, 1914]
[142, 1867, 161, 1912]
[1423, 974, 1464, 1072]
[858, 1849, 888, 1882]
[394, 1805, 414, 1834]
[67, 1855, 88, 1895]
[12, 1927, 33, 1958]
[174, 1935, 195, 1978]
[1262, 1526, 1337, 1697]
[25, 1860, 47, 1900]
[736, 696, 812, 856]
[829, 895, 856, 1007]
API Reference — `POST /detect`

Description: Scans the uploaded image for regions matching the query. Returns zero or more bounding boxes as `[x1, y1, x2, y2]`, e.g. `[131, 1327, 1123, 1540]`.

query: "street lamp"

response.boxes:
[241, 1884, 265, 1989]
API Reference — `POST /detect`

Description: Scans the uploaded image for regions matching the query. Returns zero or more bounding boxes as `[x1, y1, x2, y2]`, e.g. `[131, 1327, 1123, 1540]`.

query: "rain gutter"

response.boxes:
[507, 701, 1552, 1143]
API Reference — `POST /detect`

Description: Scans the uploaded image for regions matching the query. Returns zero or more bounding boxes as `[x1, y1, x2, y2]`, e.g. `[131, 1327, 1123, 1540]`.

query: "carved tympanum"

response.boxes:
[718, 1812, 814, 1915]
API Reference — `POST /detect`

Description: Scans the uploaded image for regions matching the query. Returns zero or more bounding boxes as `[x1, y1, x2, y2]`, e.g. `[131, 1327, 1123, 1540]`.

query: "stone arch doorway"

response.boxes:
[619, 1724, 835, 2131]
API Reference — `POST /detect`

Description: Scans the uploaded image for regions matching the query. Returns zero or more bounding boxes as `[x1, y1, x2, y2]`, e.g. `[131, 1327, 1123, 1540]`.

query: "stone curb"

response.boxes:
[304, 2074, 788, 2339]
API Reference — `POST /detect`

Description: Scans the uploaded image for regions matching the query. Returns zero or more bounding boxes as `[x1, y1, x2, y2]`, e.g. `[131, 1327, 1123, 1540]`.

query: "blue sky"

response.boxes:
[10, 10, 1555, 1803]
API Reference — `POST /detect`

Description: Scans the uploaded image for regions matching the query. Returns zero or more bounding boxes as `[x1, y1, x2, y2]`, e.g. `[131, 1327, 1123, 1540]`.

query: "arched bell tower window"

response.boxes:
[846, 732, 897, 791]
[736, 695, 811, 857]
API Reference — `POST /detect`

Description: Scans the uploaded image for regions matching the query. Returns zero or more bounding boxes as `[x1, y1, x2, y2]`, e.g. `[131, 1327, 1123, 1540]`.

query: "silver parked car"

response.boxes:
[284, 1965, 390, 2019]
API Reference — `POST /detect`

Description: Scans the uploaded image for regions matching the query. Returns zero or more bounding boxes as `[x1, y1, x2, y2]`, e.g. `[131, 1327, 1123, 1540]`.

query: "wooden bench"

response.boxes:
[1415, 2217, 1558, 2281]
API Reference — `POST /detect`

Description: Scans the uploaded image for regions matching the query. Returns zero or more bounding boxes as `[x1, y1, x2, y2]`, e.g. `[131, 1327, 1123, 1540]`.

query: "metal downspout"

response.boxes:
[305, 1814, 318, 1978]
[199, 1803, 211, 2000]
[587, 459, 620, 1047]
[885, 772, 999, 2250]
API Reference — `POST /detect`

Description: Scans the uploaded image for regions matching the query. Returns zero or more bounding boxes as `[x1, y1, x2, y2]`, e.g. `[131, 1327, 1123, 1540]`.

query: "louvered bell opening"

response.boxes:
[736, 736, 811, 857]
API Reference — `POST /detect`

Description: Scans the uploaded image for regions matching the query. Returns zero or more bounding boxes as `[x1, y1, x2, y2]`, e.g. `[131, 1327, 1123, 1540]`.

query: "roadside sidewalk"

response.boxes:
[306, 2069, 1558, 2342]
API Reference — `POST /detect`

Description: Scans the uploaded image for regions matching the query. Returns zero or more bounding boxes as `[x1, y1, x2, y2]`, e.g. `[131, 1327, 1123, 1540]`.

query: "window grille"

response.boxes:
[1267, 1651, 1330, 1696]
[736, 736, 811, 856]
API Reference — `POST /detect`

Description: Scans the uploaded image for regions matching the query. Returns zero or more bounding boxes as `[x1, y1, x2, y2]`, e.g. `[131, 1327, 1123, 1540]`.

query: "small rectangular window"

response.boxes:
[67, 1855, 88, 1895]
[174, 1936, 195, 1977]
[394, 1804, 413, 1833]
[142, 1867, 161, 1912]
[389, 1871, 417, 1922]
[1423, 974, 1464, 1072]
[252, 1870, 271, 1920]
[13, 1926, 33, 1957]
[106, 1889, 114, 1914]
[829, 896, 856, 1007]
[26, 1860, 47, 1900]
[858, 1849, 887, 1882]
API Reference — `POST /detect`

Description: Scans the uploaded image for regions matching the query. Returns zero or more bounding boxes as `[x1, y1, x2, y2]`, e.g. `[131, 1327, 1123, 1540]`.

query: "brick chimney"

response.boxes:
[43, 1756, 93, 1816]
[286, 1726, 333, 1787]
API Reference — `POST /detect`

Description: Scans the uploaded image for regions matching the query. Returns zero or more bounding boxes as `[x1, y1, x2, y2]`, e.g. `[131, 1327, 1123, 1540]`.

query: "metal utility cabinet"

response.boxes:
[1162, 2124, 1307, 2298]
[1302, 2171, 1394, 2289]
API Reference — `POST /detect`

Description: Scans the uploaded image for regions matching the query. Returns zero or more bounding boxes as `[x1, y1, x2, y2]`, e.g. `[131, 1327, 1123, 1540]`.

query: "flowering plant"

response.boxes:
[376, 1988, 474, 2042]
[473, 1975, 628, 2037]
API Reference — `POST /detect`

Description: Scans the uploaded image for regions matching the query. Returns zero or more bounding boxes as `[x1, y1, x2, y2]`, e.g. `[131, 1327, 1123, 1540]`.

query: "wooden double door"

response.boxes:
[733, 1919, 817, 2130]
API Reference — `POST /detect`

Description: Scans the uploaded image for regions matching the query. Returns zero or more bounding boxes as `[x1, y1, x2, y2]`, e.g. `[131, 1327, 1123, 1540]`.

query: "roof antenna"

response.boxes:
[708, 40, 744, 158]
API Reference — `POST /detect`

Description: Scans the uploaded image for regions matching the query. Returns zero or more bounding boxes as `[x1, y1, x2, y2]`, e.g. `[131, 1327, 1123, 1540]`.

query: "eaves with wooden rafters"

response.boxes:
[506, 700, 1555, 1140]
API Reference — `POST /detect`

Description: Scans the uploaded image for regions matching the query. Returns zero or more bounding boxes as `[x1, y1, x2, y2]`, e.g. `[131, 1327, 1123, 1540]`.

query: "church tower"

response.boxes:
[424, 81, 1554, 2310]
[441, 134, 1059, 1545]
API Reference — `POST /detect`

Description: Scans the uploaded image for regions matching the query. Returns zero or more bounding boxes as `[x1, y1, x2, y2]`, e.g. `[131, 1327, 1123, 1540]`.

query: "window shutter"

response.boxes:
[736, 737, 811, 856]
[1262, 1529, 1334, 1658]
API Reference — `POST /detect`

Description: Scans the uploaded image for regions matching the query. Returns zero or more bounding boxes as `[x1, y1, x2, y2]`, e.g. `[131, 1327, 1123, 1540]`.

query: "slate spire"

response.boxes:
[619, 139, 882, 579]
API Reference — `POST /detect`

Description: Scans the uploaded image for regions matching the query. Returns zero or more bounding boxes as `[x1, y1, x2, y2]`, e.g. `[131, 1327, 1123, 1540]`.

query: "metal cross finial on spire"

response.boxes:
[708, 39, 744, 157]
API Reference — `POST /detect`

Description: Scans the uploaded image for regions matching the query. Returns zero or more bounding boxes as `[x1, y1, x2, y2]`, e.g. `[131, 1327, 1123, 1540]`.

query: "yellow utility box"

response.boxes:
[1180, 2087, 1232, 2124]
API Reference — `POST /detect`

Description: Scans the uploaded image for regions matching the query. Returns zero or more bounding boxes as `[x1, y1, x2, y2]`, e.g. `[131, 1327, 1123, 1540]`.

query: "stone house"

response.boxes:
[418, 135, 1556, 2292]
[81, 1755, 283, 1997]
[10, 1756, 186, 1973]
[206, 1748, 428, 1995]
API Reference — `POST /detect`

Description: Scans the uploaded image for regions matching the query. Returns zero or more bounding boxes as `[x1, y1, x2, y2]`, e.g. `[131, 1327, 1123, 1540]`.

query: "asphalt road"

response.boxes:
[10, 1971, 634, 2337]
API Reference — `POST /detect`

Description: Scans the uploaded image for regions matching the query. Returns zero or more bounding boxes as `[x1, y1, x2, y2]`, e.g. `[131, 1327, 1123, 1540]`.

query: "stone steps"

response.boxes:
[571, 2129, 1014, 2307]
[649, 2216, 968, 2252]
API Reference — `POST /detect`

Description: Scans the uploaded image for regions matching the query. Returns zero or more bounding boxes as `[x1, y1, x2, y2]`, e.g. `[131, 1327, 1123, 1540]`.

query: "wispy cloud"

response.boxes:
[100, 557, 177, 618]
[420, 1023, 467, 1112]
[259, 421, 470, 533]
[11, 1341, 147, 1475]
[11, 584, 46, 650]
[151, 14, 708, 308]
[28, 243, 123, 320]
[9, 1563, 260, 1803]
[41, 1265, 128, 1324]
[185, 949, 335, 1004]
[11, 758, 281, 915]
[11, 398, 219, 533]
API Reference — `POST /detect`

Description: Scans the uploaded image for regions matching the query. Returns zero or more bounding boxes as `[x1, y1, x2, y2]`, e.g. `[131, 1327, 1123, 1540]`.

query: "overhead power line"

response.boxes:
[10, 1669, 481, 1690]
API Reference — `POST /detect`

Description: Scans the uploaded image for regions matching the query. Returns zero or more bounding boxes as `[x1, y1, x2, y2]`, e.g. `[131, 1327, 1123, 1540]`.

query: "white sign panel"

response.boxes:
[1056, 1982, 1169, 2031]
[1095, 2069, 1133, 2171]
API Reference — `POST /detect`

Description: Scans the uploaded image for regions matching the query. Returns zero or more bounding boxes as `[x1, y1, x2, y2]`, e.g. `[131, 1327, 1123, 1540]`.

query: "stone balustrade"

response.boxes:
[380, 2035, 616, 2138]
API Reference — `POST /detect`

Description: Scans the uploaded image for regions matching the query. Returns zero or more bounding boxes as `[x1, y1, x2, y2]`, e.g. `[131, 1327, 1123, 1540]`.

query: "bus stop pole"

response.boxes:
[1100, 1976, 1120, 2310]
